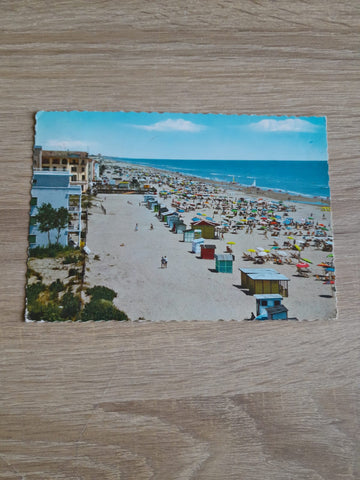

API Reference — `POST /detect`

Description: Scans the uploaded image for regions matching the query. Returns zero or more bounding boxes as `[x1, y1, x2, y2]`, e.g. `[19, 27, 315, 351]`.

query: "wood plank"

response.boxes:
[0, 1, 359, 478]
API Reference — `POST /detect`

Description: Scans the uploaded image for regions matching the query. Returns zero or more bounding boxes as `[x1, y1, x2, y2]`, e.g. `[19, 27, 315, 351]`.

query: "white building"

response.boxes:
[29, 171, 82, 248]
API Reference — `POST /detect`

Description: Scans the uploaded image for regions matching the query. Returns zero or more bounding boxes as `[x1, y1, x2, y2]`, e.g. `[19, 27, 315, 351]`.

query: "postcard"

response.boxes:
[26, 112, 335, 322]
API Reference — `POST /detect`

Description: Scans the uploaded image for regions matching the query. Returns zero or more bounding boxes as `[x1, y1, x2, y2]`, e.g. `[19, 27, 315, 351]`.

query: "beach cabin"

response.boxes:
[192, 238, 205, 255]
[166, 213, 179, 228]
[239, 268, 289, 297]
[254, 294, 288, 320]
[183, 229, 195, 243]
[200, 244, 216, 260]
[215, 254, 234, 273]
[191, 219, 219, 239]
[172, 221, 186, 234]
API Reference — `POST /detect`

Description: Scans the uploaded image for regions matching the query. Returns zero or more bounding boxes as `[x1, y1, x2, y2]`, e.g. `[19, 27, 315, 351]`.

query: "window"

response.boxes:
[30, 197, 38, 206]
[62, 158, 67, 165]
[63, 167, 67, 171]
[274, 300, 281, 306]
[28, 234, 36, 244]
[71, 166, 77, 172]
[261, 300, 267, 306]
[71, 175, 77, 181]
[82, 175, 85, 181]
[29, 217, 37, 226]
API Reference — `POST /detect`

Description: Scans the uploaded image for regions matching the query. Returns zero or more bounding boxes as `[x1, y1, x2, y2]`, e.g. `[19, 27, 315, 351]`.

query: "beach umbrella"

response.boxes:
[287, 236, 294, 240]
[294, 244, 301, 251]
[192, 217, 200, 222]
[258, 251, 268, 257]
[227, 241, 236, 245]
[271, 246, 280, 250]
[327, 253, 334, 258]
[247, 248, 256, 253]
[319, 223, 325, 227]
[323, 281, 335, 284]
[206, 217, 213, 221]
[301, 258, 312, 264]
[251, 209, 257, 213]
[325, 267, 335, 272]
[296, 262, 309, 268]
[264, 249, 271, 253]
[317, 263, 329, 267]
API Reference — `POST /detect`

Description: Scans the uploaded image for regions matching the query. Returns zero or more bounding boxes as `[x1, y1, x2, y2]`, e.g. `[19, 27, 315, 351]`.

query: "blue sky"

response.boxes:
[35, 111, 328, 161]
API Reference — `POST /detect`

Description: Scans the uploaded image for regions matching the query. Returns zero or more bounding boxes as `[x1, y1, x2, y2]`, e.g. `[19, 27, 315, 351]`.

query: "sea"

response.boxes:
[108, 158, 331, 199]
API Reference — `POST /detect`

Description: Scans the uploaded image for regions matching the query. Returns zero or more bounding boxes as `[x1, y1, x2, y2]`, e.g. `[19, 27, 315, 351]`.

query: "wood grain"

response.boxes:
[0, 1, 359, 478]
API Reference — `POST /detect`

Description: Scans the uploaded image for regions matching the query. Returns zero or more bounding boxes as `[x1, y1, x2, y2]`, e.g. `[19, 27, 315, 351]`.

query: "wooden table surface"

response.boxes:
[1, 2, 359, 479]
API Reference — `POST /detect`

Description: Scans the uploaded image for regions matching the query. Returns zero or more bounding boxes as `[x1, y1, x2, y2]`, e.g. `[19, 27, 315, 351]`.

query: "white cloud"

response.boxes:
[134, 118, 205, 133]
[250, 118, 317, 133]
[46, 139, 98, 150]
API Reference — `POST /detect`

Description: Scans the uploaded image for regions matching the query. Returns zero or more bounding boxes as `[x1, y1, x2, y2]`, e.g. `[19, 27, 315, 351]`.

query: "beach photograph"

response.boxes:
[26, 111, 335, 322]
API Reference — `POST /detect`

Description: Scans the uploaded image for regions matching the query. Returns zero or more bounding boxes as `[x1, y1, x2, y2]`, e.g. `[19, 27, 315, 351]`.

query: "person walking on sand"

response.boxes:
[163, 256, 168, 268]
[150, 223, 154, 230]
[135, 223, 138, 231]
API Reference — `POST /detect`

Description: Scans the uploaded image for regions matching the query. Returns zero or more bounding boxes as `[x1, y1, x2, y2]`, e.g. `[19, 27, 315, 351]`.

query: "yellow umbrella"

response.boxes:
[294, 244, 301, 251]
[264, 249, 270, 253]
[227, 241, 236, 245]
[241, 219, 247, 222]
[287, 236, 294, 240]
[248, 248, 256, 253]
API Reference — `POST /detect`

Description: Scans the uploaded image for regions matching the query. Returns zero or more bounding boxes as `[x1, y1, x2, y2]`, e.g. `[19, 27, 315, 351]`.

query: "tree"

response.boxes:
[54, 207, 70, 244]
[34, 203, 71, 246]
[34, 202, 56, 246]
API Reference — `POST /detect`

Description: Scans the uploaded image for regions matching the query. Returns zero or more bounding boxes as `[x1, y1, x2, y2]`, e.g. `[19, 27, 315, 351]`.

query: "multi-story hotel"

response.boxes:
[33, 146, 99, 192]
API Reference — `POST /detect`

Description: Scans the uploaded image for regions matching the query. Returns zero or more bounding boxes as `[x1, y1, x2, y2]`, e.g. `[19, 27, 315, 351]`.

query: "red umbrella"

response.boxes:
[317, 263, 329, 267]
[297, 263, 309, 268]
[318, 223, 325, 227]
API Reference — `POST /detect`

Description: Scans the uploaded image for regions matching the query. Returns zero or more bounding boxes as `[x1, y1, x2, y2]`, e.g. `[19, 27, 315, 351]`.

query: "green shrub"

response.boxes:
[68, 268, 78, 277]
[27, 301, 62, 322]
[81, 299, 128, 322]
[61, 292, 81, 320]
[85, 285, 117, 302]
[26, 282, 46, 304]
[29, 244, 71, 259]
[49, 279, 65, 293]
[63, 254, 81, 265]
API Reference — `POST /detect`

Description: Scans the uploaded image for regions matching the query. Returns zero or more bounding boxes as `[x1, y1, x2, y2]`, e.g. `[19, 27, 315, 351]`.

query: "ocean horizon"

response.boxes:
[107, 157, 331, 199]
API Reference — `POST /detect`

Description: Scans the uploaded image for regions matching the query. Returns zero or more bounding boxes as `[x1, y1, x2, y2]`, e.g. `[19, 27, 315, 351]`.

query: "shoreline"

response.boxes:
[83, 159, 336, 322]
[104, 157, 331, 206]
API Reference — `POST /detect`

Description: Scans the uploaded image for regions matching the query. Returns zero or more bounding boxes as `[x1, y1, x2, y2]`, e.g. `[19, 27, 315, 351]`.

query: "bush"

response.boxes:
[49, 279, 65, 293]
[85, 285, 117, 302]
[68, 268, 78, 277]
[61, 292, 81, 320]
[26, 282, 46, 304]
[63, 254, 81, 265]
[29, 244, 77, 259]
[27, 301, 62, 322]
[81, 298, 128, 322]
[48, 279, 65, 300]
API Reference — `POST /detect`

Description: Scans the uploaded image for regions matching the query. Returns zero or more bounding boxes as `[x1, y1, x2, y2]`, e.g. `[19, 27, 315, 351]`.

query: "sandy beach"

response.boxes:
[82, 161, 336, 322]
